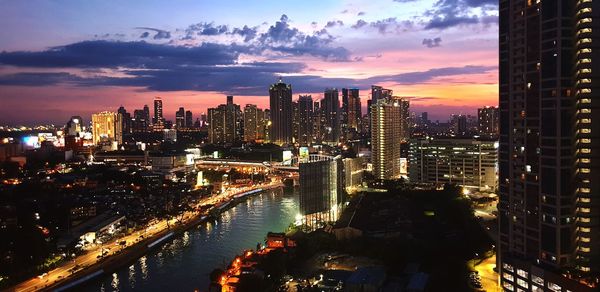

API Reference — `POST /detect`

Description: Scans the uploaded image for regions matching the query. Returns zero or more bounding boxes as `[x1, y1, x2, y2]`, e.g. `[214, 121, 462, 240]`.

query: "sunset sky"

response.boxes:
[0, 0, 499, 125]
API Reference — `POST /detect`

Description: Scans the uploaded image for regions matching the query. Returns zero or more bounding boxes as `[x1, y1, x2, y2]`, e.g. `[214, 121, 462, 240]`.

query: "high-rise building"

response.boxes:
[132, 109, 149, 132]
[153, 97, 164, 131]
[451, 114, 468, 137]
[208, 96, 240, 144]
[243, 104, 266, 142]
[299, 154, 344, 230]
[322, 88, 340, 144]
[117, 106, 132, 135]
[292, 101, 299, 143]
[342, 88, 361, 140]
[298, 95, 314, 146]
[371, 98, 402, 180]
[269, 78, 293, 145]
[368, 85, 392, 137]
[175, 107, 185, 129]
[313, 101, 322, 143]
[395, 97, 410, 141]
[185, 110, 193, 129]
[498, 0, 598, 290]
[65, 116, 84, 151]
[65, 116, 83, 136]
[92, 111, 122, 146]
[409, 138, 497, 192]
[421, 112, 429, 125]
[143, 104, 150, 127]
[478, 106, 499, 138]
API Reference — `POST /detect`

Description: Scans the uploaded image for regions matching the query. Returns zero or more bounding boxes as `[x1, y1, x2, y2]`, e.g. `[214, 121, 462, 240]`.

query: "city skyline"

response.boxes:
[0, 0, 498, 125]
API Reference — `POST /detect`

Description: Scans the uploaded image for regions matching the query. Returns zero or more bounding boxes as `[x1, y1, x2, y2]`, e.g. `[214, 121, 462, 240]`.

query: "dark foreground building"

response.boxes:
[498, 0, 598, 290]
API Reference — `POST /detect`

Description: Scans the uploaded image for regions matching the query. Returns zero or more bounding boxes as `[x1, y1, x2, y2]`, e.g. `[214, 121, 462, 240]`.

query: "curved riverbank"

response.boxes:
[78, 188, 297, 291]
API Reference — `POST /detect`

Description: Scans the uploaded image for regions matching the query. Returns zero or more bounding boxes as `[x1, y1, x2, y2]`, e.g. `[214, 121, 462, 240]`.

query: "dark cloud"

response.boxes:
[140, 32, 150, 38]
[325, 20, 344, 28]
[351, 20, 367, 29]
[422, 37, 442, 48]
[231, 25, 259, 42]
[135, 27, 171, 39]
[257, 15, 351, 61]
[423, 0, 498, 30]
[357, 12, 366, 16]
[0, 40, 239, 68]
[0, 39, 495, 95]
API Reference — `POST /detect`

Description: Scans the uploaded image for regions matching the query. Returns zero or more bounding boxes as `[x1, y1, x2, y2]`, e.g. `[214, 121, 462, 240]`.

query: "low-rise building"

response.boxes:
[408, 138, 498, 192]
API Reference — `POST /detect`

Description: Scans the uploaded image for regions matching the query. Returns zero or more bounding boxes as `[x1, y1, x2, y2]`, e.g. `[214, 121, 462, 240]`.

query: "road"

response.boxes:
[7, 180, 283, 292]
[471, 254, 500, 292]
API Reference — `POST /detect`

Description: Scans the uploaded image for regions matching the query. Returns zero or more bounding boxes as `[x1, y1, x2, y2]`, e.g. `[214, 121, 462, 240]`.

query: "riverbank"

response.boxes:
[6, 184, 281, 292]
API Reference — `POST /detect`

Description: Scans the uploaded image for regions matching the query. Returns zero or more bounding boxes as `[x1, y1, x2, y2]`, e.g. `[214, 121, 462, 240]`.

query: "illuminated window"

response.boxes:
[581, 108, 592, 114]
[580, 138, 592, 143]
[581, 217, 591, 223]
[580, 168, 591, 173]
[517, 269, 528, 278]
[547, 282, 561, 292]
[581, 148, 592, 154]
[580, 98, 592, 103]
[581, 118, 592, 123]
[517, 278, 529, 288]
[580, 187, 591, 193]
[579, 197, 591, 203]
[581, 128, 592, 134]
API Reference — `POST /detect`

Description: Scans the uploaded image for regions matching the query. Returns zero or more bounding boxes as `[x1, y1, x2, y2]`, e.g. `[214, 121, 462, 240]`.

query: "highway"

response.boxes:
[6, 180, 283, 292]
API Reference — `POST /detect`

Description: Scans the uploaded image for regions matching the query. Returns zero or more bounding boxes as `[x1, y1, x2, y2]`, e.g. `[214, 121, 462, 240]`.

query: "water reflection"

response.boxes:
[82, 189, 297, 291]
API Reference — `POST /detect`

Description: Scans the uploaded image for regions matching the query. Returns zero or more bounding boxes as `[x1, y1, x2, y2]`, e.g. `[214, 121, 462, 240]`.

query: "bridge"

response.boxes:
[195, 154, 336, 172]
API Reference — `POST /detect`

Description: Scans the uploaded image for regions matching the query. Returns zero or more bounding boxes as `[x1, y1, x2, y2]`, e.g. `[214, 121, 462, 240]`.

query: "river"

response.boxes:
[81, 188, 298, 291]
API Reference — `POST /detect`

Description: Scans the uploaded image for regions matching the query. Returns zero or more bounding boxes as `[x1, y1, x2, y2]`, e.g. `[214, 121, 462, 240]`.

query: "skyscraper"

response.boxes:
[243, 104, 266, 142]
[153, 97, 164, 131]
[175, 107, 185, 129]
[342, 88, 361, 140]
[117, 106, 132, 135]
[269, 78, 293, 145]
[297, 95, 314, 146]
[322, 88, 340, 144]
[292, 101, 299, 143]
[498, 0, 598, 290]
[395, 97, 410, 141]
[477, 106, 499, 138]
[371, 98, 402, 180]
[92, 111, 122, 146]
[185, 110, 193, 129]
[299, 154, 344, 230]
[132, 109, 149, 132]
[208, 96, 240, 144]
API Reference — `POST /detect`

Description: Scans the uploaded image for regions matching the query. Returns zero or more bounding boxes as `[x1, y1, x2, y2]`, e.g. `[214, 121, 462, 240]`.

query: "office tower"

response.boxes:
[153, 97, 164, 130]
[208, 106, 225, 144]
[451, 114, 468, 137]
[208, 96, 240, 144]
[297, 95, 314, 146]
[269, 78, 293, 145]
[185, 110, 193, 129]
[371, 85, 393, 105]
[243, 104, 262, 142]
[395, 97, 410, 141]
[263, 109, 271, 142]
[342, 88, 361, 140]
[321, 88, 340, 144]
[65, 116, 83, 136]
[478, 106, 499, 138]
[299, 154, 344, 230]
[143, 105, 150, 127]
[175, 107, 185, 129]
[292, 101, 299, 143]
[341, 88, 349, 139]
[371, 98, 402, 180]
[498, 0, 598, 290]
[313, 101, 322, 143]
[117, 106, 132, 135]
[65, 116, 84, 151]
[368, 85, 392, 137]
[573, 0, 599, 281]
[91, 111, 122, 146]
[132, 109, 148, 132]
[421, 112, 429, 125]
[409, 138, 497, 191]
